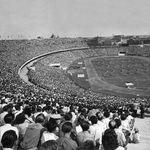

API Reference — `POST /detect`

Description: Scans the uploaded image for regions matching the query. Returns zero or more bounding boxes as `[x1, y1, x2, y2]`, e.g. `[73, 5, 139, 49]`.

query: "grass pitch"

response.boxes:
[67, 56, 150, 98]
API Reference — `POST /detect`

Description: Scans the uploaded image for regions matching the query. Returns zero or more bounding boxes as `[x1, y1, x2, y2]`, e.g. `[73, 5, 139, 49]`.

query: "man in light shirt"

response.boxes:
[89, 115, 104, 149]
[0, 113, 19, 148]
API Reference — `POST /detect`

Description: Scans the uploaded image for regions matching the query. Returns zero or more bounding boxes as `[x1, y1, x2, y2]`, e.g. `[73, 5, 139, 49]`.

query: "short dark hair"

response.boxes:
[115, 118, 121, 128]
[62, 121, 72, 133]
[102, 129, 118, 150]
[64, 112, 72, 121]
[1, 130, 17, 148]
[14, 113, 26, 125]
[45, 122, 57, 133]
[4, 113, 14, 124]
[104, 111, 110, 118]
[39, 140, 57, 150]
[80, 121, 90, 131]
[90, 116, 97, 124]
[23, 106, 32, 117]
[81, 140, 95, 150]
[121, 114, 127, 120]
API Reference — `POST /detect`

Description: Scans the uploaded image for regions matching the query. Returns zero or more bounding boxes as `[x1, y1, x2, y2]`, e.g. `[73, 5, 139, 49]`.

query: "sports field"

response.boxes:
[67, 56, 150, 97]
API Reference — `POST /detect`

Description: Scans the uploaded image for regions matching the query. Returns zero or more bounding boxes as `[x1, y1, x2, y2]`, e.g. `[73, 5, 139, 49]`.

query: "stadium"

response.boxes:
[1, 37, 150, 109]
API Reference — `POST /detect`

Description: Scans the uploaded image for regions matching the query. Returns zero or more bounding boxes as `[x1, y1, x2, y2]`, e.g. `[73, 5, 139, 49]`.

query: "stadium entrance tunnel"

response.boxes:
[67, 56, 150, 98]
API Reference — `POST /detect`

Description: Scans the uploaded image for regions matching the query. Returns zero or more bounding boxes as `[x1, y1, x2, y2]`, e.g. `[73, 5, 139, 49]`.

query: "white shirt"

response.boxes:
[41, 131, 58, 144]
[97, 120, 106, 132]
[102, 118, 110, 129]
[89, 124, 104, 144]
[116, 146, 125, 150]
[0, 124, 19, 146]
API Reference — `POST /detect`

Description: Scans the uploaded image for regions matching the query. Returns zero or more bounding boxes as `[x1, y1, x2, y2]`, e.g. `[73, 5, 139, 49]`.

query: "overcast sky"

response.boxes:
[0, 0, 150, 39]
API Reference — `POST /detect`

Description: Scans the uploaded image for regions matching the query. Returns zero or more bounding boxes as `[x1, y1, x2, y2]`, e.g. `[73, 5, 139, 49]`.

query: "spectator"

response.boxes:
[41, 121, 58, 144]
[102, 111, 110, 129]
[0, 113, 19, 148]
[20, 113, 46, 150]
[114, 119, 127, 148]
[140, 103, 145, 119]
[102, 129, 125, 150]
[57, 121, 78, 150]
[39, 140, 58, 150]
[89, 116, 103, 149]
[77, 121, 95, 146]
[13, 113, 29, 140]
[77, 140, 97, 150]
[132, 127, 140, 144]
[96, 111, 106, 132]
[0, 105, 9, 126]
[1, 130, 17, 150]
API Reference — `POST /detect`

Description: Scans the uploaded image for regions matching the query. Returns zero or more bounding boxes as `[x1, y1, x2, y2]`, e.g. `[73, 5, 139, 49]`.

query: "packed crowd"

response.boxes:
[0, 38, 150, 150]
[0, 97, 144, 150]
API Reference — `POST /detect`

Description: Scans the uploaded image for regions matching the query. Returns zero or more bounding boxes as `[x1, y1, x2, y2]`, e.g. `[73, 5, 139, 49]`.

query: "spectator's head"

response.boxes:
[15, 104, 21, 111]
[1, 130, 17, 149]
[64, 112, 72, 121]
[4, 113, 15, 124]
[79, 140, 96, 150]
[13, 113, 26, 125]
[115, 118, 121, 128]
[108, 119, 116, 129]
[45, 122, 57, 133]
[80, 121, 90, 131]
[37, 106, 42, 112]
[90, 116, 97, 125]
[35, 113, 45, 124]
[102, 129, 118, 150]
[121, 113, 127, 121]
[134, 127, 139, 133]
[62, 121, 73, 134]
[104, 111, 110, 118]
[3, 105, 9, 112]
[23, 106, 32, 117]
[96, 111, 103, 120]
[39, 140, 57, 150]
[45, 106, 53, 113]
[113, 112, 119, 119]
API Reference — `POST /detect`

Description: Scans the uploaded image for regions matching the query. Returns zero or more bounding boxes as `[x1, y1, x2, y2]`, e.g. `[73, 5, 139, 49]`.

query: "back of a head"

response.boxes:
[39, 140, 57, 150]
[62, 121, 73, 133]
[35, 113, 45, 124]
[104, 111, 110, 118]
[82, 140, 95, 150]
[80, 121, 90, 131]
[45, 122, 57, 133]
[23, 106, 32, 117]
[14, 113, 26, 125]
[115, 118, 121, 128]
[1, 130, 17, 148]
[64, 112, 72, 121]
[90, 116, 97, 124]
[121, 113, 127, 121]
[108, 120, 116, 130]
[102, 129, 118, 150]
[4, 113, 15, 124]
[3, 105, 9, 112]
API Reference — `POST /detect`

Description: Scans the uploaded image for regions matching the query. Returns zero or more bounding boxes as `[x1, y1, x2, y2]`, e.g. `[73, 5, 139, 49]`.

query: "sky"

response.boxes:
[0, 0, 150, 39]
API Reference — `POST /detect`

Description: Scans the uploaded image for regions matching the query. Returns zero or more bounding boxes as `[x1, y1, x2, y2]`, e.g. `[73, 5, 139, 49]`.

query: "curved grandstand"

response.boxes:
[27, 46, 150, 98]
[0, 38, 150, 109]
